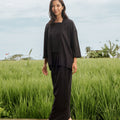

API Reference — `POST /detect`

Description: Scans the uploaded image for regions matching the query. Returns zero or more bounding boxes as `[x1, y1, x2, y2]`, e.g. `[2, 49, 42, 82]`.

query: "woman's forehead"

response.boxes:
[52, 0, 61, 5]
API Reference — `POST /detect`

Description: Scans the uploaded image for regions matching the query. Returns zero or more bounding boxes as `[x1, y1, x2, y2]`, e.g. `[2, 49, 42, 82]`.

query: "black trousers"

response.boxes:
[49, 65, 72, 120]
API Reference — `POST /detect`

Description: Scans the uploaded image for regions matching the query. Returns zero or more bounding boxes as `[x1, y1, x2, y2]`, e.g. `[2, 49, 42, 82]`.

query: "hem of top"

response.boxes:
[73, 56, 82, 58]
[43, 57, 48, 59]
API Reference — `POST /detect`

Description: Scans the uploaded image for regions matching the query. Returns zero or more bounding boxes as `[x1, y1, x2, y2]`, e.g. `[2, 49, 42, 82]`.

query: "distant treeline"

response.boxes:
[85, 40, 120, 58]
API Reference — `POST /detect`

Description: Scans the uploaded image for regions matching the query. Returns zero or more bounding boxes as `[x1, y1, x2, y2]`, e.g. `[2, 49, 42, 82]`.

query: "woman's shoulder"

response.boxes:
[63, 18, 76, 30]
[44, 22, 50, 30]
[46, 22, 49, 27]
[64, 18, 74, 24]
[63, 18, 75, 28]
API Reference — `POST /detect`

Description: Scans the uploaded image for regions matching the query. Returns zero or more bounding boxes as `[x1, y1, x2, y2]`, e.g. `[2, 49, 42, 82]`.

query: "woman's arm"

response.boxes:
[70, 21, 81, 58]
[73, 57, 77, 63]
[42, 58, 48, 75]
[44, 58, 48, 66]
[42, 23, 49, 76]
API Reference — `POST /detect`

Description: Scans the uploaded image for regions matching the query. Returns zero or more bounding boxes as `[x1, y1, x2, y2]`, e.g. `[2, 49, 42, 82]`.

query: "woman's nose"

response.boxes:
[54, 6, 57, 10]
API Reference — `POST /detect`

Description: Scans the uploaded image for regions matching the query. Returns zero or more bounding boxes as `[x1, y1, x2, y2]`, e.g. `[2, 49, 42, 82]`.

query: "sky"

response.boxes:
[0, 0, 120, 60]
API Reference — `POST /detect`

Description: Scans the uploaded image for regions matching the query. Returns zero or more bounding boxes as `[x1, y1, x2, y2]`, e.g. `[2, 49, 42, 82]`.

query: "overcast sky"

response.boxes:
[0, 0, 120, 60]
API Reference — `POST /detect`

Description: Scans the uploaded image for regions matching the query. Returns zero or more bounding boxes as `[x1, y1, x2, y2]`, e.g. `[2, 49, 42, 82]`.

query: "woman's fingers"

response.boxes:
[72, 67, 76, 74]
[72, 63, 77, 75]
[44, 68, 48, 75]
[42, 66, 48, 75]
[43, 69, 48, 75]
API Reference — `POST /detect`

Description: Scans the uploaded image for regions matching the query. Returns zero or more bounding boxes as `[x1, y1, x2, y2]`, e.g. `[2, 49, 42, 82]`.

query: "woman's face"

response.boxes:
[51, 0, 64, 17]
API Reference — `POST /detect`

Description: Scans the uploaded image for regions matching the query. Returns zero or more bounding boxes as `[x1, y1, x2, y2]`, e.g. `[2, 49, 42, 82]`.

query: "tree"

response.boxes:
[101, 40, 120, 58]
[8, 54, 23, 60]
[86, 46, 91, 53]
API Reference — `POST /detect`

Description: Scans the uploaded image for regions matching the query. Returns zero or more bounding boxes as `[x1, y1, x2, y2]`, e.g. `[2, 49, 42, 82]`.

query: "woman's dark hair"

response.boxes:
[48, 0, 68, 24]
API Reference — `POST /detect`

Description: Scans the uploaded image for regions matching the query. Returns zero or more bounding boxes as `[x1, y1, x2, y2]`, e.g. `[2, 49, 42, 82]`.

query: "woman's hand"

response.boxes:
[72, 58, 77, 75]
[42, 58, 48, 76]
[42, 65, 48, 75]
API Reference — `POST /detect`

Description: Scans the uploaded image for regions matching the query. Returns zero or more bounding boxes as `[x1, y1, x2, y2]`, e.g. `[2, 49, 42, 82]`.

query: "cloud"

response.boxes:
[0, 0, 120, 21]
[66, 0, 120, 4]
[66, 0, 120, 23]
[87, 0, 109, 4]
[0, 0, 49, 19]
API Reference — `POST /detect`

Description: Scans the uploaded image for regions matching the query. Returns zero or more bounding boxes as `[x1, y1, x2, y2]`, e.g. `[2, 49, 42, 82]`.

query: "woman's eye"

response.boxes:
[52, 4, 60, 8]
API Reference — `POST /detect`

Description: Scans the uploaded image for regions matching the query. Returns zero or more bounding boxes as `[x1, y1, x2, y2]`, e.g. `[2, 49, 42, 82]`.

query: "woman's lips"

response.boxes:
[54, 11, 58, 13]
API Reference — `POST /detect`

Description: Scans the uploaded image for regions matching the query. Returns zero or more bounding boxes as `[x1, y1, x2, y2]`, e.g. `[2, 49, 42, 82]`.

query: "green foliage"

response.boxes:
[86, 50, 105, 58]
[0, 102, 10, 118]
[101, 40, 120, 57]
[0, 59, 120, 120]
[86, 47, 91, 53]
[6, 54, 23, 61]
[3, 48, 33, 61]
[86, 40, 120, 58]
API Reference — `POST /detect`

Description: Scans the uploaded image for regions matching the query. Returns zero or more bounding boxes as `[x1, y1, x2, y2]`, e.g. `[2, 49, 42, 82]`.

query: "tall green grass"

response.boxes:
[0, 59, 120, 120]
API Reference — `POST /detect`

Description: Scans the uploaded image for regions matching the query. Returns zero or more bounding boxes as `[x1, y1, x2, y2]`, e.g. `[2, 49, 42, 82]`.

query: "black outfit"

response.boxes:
[43, 18, 81, 120]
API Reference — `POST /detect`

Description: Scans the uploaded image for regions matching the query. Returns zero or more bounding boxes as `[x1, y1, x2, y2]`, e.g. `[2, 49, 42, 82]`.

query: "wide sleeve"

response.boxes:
[70, 21, 81, 58]
[43, 24, 48, 59]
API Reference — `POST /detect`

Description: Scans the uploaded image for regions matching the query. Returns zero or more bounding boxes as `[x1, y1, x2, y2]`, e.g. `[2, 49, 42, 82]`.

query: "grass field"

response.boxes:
[0, 58, 120, 120]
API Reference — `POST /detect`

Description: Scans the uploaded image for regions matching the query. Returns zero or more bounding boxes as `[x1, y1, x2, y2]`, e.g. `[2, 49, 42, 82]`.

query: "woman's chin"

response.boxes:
[54, 13, 58, 16]
[54, 12, 60, 16]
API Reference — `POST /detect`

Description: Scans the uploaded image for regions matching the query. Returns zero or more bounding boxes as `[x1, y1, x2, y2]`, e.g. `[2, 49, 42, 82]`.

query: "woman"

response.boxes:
[42, 0, 81, 120]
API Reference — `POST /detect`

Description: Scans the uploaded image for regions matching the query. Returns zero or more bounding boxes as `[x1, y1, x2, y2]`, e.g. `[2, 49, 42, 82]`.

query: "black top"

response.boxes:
[43, 18, 81, 70]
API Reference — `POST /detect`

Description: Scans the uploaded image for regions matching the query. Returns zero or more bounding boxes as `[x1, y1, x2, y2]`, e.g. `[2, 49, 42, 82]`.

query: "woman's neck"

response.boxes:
[55, 15, 63, 23]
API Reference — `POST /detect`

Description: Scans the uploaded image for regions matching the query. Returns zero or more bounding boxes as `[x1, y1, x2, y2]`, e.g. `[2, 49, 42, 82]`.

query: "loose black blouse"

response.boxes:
[43, 18, 81, 70]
